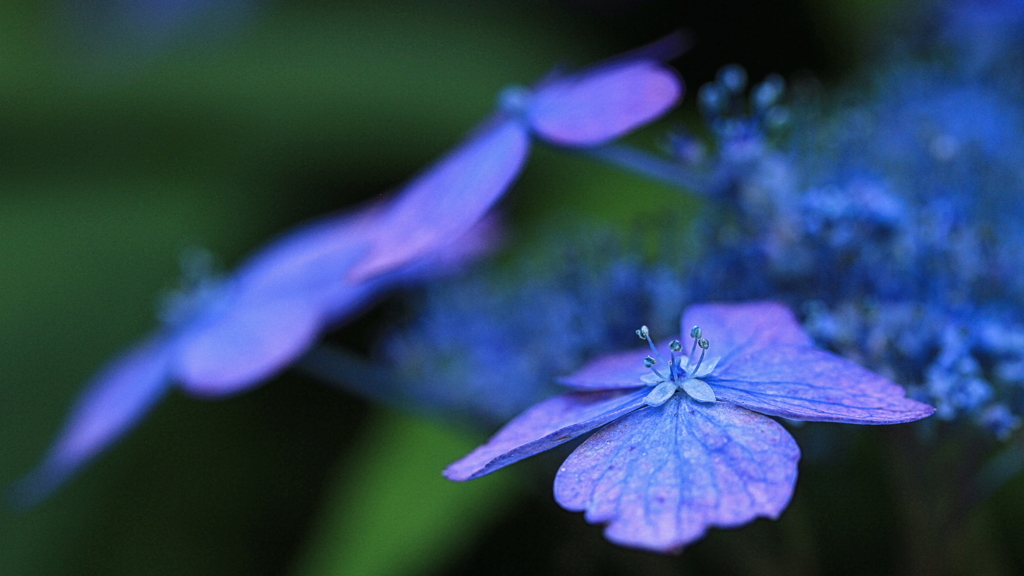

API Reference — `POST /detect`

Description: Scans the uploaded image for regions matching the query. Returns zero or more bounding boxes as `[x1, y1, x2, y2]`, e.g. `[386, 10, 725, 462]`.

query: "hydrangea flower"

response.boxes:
[348, 32, 685, 281]
[445, 302, 934, 552]
[17, 37, 685, 504]
[13, 202, 494, 505]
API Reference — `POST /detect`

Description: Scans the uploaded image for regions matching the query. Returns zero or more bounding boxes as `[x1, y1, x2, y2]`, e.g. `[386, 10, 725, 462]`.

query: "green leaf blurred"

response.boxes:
[292, 409, 523, 576]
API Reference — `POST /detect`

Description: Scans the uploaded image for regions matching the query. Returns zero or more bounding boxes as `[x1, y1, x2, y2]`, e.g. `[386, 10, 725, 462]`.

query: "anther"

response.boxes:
[698, 338, 709, 350]
[638, 325, 667, 366]
[688, 326, 701, 360]
[670, 340, 682, 352]
[644, 356, 656, 368]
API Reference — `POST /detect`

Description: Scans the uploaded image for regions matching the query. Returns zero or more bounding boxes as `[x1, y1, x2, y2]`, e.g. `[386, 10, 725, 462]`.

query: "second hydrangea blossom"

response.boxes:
[16, 37, 684, 504]
[446, 301, 935, 552]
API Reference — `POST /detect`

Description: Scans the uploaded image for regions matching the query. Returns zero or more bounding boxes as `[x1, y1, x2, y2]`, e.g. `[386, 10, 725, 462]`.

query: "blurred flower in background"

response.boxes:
[13, 31, 683, 507]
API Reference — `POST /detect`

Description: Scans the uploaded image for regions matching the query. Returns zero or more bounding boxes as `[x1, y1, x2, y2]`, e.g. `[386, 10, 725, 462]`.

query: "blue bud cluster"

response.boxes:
[379, 227, 688, 424]
[681, 59, 1024, 439]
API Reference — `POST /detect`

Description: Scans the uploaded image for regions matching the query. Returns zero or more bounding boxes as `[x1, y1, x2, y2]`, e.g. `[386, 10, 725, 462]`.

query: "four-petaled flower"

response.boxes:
[445, 301, 935, 553]
[16, 37, 685, 504]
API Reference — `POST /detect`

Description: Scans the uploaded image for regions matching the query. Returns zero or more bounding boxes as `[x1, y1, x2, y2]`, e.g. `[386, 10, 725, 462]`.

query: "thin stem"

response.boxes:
[571, 143, 709, 193]
[645, 335, 668, 367]
[692, 348, 707, 375]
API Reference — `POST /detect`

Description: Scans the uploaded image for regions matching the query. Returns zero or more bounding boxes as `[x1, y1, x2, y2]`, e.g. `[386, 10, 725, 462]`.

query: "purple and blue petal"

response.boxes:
[528, 61, 682, 147]
[348, 119, 530, 282]
[554, 395, 799, 553]
[680, 302, 813, 362]
[709, 347, 936, 424]
[557, 347, 651, 390]
[12, 336, 173, 505]
[444, 387, 649, 481]
[173, 207, 381, 394]
[174, 295, 324, 396]
[175, 210, 499, 396]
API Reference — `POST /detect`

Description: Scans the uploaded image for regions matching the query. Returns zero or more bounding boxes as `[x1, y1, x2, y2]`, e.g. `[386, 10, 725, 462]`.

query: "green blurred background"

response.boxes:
[4, 1, 991, 575]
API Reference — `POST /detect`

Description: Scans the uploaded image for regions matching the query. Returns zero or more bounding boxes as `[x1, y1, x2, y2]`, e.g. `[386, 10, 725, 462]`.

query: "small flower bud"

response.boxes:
[718, 64, 747, 94]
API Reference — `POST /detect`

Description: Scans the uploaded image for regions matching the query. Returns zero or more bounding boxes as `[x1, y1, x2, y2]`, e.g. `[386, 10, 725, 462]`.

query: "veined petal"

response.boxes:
[710, 347, 936, 424]
[444, 388, 648, 481]
[681, 302, 813, 365]
[348, 118, 530, 282]
[528, 61, 682, 147]
[557, 348, 650, 390]
[13, 336, 173, 506]
[554, 396, 799, 553]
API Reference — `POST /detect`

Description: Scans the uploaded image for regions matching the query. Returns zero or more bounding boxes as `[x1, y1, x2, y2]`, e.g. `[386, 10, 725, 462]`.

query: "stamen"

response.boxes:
[692, 337, 710, 374]
[642, 352, 669, 381]
[637, 325, 667, 366]
[688, 325, 701, 360]
[667, 341, 682, 379]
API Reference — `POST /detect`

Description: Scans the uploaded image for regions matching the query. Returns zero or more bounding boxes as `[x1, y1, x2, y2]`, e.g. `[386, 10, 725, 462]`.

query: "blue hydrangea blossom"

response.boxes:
[14, 203, 495, 504]
[17, 38, 686, 503]
[644, 60, 1024, 439]
[348, 33, 685, 281]
[446, 302, 934, 552]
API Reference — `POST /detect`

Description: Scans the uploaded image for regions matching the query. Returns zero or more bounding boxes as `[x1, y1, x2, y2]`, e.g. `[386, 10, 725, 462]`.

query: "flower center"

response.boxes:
[158, 247, 228, 328]
[636, 324, 719, 407]
[497, 85, 533, 117]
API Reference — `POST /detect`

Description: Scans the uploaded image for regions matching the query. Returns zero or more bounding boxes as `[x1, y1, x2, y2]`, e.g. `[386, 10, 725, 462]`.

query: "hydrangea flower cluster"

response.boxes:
[381, 227, 688, 423]
[672, 60, 1024, 440]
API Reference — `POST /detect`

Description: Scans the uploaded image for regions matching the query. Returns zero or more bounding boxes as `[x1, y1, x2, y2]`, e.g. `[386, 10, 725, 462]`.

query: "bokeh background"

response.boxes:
[7, 0, 1024, 575]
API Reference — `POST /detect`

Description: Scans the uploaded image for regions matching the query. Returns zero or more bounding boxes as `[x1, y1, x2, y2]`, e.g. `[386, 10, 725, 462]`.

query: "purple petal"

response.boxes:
[710, 347, 936, 424]
[172, 209, 383, 395]
[681, 302, 813, 363]
[233, 204, 383, 290]
[347, 118, 530, 282]
[557, 347, 651, 390]
[554, 395, 800, 553]
[173, 295, 323, 396]
[174, 201, 502, 397]
[13, 336, 172, 505]
[444, 388, 648, 481]
[528, 61, 682, 147]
